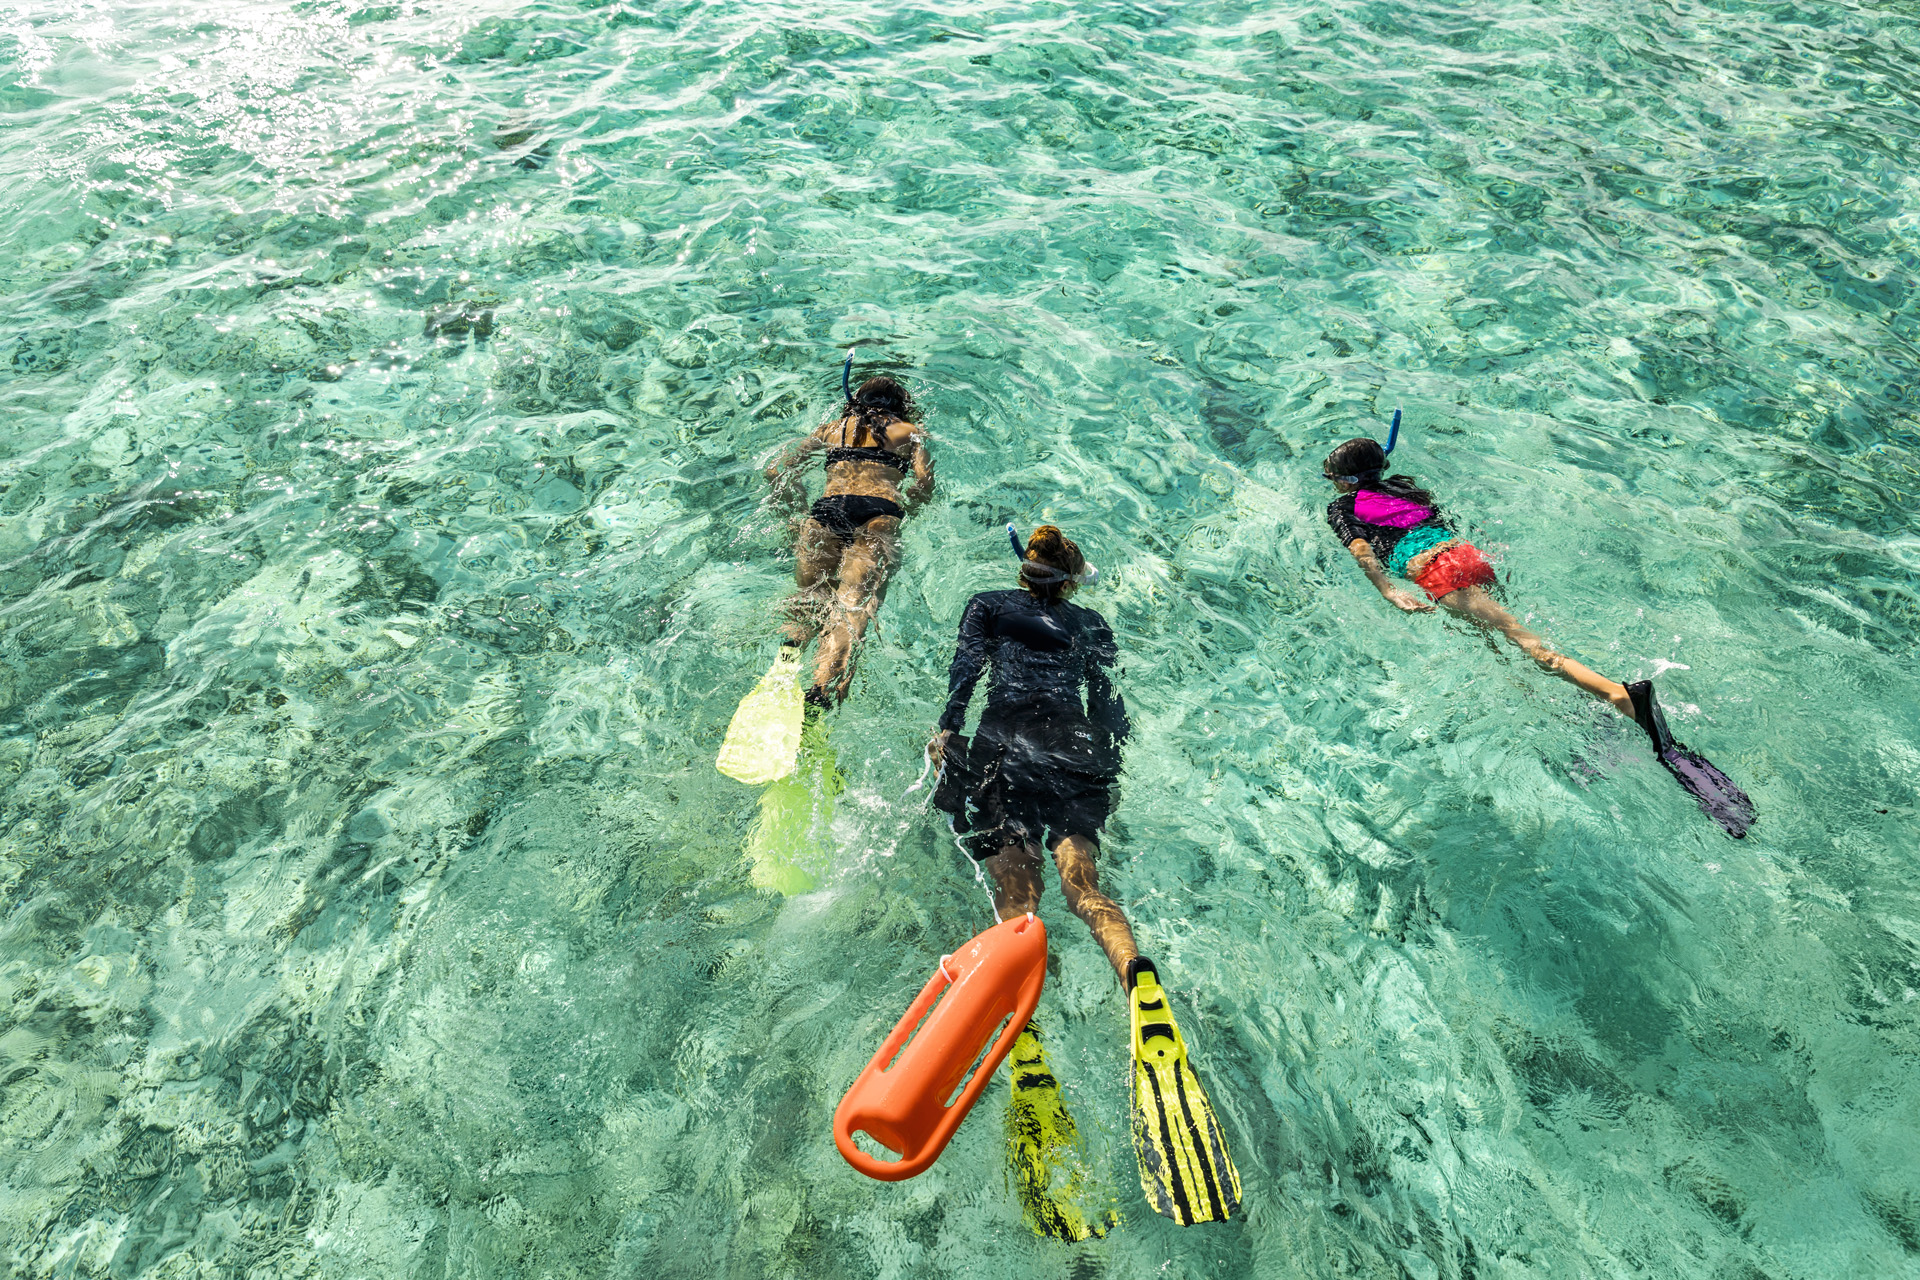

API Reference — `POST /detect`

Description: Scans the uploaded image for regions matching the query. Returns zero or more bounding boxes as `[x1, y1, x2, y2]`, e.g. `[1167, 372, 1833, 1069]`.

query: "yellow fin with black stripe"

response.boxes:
[1006, 1023, 1118, 1241]
[1128, 963, 1241, 1226]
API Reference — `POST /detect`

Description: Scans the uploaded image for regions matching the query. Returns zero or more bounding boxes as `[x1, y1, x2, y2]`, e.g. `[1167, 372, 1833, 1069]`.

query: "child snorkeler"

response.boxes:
[1322, 415, 1754, 837]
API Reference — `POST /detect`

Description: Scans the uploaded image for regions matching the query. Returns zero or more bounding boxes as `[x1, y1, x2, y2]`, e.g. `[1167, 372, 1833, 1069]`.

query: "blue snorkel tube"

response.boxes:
[842, 348, 855, 403]
[1326, 409, 1406, 486]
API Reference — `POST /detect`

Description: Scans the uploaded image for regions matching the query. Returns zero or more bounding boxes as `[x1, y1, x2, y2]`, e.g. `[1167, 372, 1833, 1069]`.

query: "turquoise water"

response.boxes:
[4, 0, 1920, 1274]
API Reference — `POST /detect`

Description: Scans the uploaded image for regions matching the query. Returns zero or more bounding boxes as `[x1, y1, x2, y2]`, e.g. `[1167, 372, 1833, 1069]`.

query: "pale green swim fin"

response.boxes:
[1128, 959, 1240, 1226]
[717, 646, 805, 785]
[1006, 1022, 1118, 1241]
[745, 717, 841, 894]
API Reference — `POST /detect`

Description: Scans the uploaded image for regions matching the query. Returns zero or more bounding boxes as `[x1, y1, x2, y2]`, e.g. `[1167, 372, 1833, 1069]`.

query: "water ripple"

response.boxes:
[3, 0, 1920, 1276]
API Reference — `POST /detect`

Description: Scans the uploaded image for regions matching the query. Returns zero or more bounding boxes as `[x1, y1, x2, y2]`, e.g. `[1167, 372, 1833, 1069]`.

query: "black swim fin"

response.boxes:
[1625, 680, 1754, 839]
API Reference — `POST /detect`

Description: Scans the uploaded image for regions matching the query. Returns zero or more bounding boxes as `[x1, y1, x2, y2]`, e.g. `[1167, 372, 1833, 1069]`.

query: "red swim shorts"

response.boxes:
[1411, 542, 1496, 601]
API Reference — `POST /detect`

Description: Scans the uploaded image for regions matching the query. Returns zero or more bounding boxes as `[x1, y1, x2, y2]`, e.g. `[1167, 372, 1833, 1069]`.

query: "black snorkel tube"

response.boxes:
[842, 348, 855, 404]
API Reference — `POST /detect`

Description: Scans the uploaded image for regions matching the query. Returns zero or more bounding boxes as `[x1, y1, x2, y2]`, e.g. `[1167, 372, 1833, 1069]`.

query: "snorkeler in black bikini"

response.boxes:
[765, 353, 933, 707]
[1324, 412, 1755, 837]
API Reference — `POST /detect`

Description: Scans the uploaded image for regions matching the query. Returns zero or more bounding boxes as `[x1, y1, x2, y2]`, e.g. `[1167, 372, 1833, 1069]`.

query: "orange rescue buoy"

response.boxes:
[834, 913, 1048, 1181]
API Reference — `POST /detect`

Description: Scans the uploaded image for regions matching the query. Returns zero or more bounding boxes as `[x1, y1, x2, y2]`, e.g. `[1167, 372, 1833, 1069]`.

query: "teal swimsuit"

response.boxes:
[1384, 524, 1455, 576]
[1328, 491, 1456, 577]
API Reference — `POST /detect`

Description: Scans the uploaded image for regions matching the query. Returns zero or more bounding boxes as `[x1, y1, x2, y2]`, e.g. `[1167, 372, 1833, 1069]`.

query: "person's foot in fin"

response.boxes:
[1125, 958, 1240, 1226]
[745, 703, 842, 895]
[745, 773, 821, 896]
[1625, 680, 1755, 839]
[1005, 1022, 1116, 1242]
[797, 687, 847, 796]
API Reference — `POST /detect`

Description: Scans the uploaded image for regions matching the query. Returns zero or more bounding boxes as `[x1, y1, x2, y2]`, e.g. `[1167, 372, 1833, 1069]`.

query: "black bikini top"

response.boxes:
[823, 445, 910, 472]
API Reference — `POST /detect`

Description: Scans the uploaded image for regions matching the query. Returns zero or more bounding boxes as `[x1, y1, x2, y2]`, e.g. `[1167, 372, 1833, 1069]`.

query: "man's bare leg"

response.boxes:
[1051, 835, 1138, 986]
[981, 840, 1045, 917]
[979, 833, 1140, 993]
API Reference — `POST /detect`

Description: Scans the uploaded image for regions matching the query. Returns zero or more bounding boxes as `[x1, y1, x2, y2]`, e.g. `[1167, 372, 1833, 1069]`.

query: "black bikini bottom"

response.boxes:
[810, 494, 904, 541]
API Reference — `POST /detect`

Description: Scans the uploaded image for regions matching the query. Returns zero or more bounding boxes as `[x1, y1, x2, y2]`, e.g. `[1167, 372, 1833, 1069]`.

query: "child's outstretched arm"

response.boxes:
[1347, 538, 1434, 613]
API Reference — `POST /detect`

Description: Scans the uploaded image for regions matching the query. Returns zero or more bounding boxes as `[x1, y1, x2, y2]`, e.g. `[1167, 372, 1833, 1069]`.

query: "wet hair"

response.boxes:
[1020, 525, 1086, 597]
[844, 375, 915, 447]
[1323, 437, 1435, 507]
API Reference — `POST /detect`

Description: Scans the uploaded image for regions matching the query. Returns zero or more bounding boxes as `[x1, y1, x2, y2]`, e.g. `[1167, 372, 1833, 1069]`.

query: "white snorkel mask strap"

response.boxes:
[1006, 523, 1099, 586]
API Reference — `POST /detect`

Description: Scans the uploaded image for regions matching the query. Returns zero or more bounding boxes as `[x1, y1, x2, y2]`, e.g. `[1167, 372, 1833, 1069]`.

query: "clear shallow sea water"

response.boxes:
[3, 0, 1920, 1276]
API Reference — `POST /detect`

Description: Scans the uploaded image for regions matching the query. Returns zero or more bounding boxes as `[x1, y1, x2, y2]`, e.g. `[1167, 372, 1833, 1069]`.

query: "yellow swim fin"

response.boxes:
[744, 715, 841, 894]
[717, 646, 805, 784]
[1128, 960, 1240, 1226]
[1006, 1022, 1118, 1241]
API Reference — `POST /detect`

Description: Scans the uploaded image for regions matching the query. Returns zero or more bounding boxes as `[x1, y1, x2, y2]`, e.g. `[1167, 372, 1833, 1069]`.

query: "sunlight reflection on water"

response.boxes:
[2, 0, 1920, 1276]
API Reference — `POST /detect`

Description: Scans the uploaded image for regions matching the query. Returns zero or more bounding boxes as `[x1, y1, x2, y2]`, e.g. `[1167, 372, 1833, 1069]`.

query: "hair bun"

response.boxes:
[1022, 525, 1086, 588]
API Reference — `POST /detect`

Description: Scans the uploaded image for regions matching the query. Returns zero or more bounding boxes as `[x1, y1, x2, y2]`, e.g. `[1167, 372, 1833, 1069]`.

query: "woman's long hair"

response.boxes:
[1323, 437, 1436, 507]
[1021, 525, 1085, 598]
[843, 375, 915, 447]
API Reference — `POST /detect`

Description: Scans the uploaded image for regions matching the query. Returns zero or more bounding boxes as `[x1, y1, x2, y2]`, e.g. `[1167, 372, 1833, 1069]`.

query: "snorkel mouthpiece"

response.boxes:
[1384, 407, 1402, 455]
[841, 348, 855, 401]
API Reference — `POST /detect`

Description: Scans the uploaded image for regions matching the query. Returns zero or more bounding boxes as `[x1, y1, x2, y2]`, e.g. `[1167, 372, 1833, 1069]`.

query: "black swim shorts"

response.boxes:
[935, 725, 1117, 860]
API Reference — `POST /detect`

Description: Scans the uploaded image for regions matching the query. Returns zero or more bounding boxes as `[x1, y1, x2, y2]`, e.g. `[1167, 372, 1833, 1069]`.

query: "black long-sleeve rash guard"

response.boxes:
[937, 590, 1130, 747]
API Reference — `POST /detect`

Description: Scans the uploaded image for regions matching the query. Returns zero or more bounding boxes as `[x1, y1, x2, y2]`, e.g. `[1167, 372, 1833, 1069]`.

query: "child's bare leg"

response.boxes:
[1439, 586, 1633, 718]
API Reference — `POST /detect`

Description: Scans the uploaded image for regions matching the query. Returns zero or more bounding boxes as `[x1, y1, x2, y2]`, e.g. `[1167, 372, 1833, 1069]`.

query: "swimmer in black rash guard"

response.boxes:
[927, 525, 1140, 981]
[929, 525, 1244, 1226]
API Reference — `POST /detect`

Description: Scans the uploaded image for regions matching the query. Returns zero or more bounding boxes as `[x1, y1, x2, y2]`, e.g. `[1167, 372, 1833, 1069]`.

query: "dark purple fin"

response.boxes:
[1659, 746, 1755, 839]
[1624, 680, 1672, 752]
[1627, 679, 1754, 838]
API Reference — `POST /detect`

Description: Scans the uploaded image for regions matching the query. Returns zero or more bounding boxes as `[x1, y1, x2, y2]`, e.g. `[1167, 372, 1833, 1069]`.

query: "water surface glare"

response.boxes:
[3, 0, 1920, 1276]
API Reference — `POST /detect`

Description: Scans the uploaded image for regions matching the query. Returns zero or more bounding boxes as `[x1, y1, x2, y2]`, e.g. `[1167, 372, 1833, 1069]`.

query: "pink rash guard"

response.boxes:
[1353, 489, 1435, 529]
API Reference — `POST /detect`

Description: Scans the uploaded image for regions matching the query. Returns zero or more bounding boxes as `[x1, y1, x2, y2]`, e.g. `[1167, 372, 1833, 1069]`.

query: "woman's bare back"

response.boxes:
[815, 413, 932, 504]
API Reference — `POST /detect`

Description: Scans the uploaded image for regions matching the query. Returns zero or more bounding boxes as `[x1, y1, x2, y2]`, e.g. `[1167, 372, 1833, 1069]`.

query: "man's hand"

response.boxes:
[927, 729, 954, 768]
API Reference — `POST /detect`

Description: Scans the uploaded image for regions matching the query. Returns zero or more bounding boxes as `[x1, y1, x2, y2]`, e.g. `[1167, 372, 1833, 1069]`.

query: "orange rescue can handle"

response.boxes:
[833, 914, 1048, 1181]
